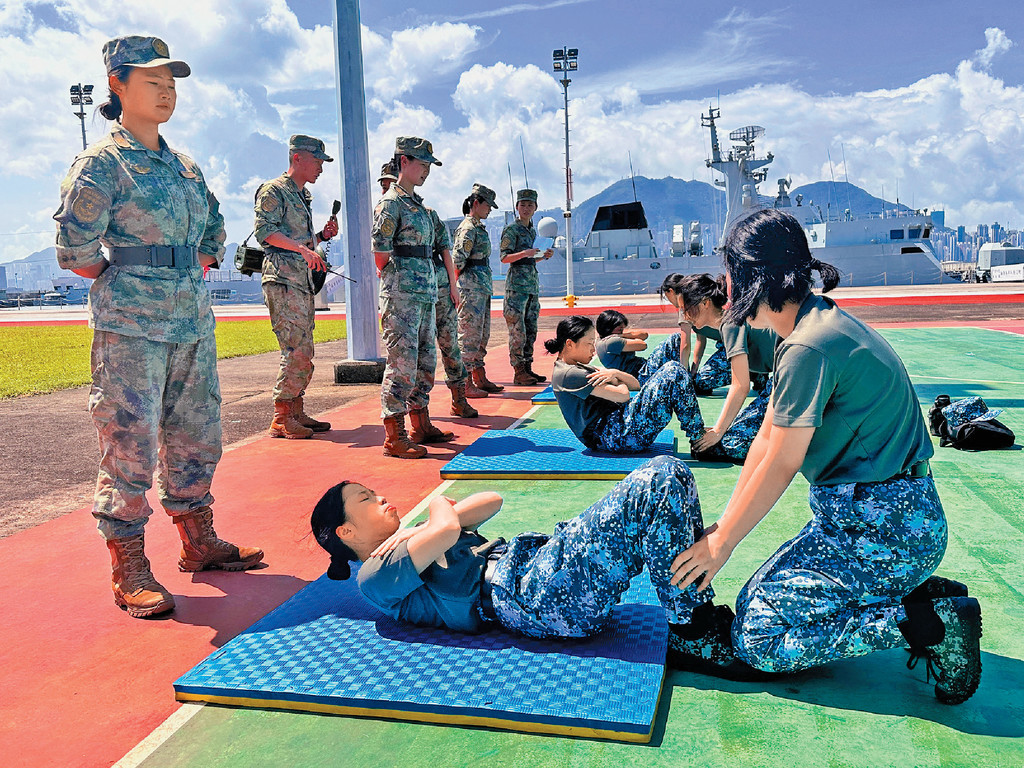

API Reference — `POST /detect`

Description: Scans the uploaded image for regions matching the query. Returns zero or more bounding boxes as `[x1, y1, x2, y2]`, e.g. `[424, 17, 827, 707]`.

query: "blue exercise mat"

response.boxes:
[440, 428, 679, 479]
[174, 569, 667, 742]
[531, 385, 556, 404]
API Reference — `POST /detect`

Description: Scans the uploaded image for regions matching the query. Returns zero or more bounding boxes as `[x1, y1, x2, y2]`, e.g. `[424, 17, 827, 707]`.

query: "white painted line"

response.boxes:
[400, 479, 455, 525]
[914, 374, 1023, 386]
[113, 702, 205, 768]
[509, 404, 542, 429]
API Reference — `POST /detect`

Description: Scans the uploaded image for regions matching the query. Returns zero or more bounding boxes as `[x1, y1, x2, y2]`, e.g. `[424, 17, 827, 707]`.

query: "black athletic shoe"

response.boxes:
[904, 575, 969, 604]
[667, 604, 778, 682]
[906, 596, 983, 705]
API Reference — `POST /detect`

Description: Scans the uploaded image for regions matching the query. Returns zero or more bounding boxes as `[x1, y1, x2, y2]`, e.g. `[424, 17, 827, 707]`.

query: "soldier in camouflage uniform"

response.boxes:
[378, 161, 397, 194]
[256, 134, 339, 439]
[454, 184, 503, 393]
[428, 208, 488, 417]
[372, 137, 456, 458]
[53, 35, 262, 619]
[501, 188, 553, 386]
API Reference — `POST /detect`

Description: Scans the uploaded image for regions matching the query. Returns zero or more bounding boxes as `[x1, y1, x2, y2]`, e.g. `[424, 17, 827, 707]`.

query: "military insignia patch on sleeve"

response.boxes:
[500, 234, 513, 252]
[260, 194, 279, 213]
[462, 236, 474, 253]
[70, 186, 109, 224]
[381, 217, 397, 238]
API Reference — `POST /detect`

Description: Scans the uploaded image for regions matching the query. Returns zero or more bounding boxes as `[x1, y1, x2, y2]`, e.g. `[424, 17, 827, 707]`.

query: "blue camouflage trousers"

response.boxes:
[489, 455, 712, 638]
[733, 475, 947, 673]
[636, 333, 681, 385]
[590, 362, 705, 452]
[705, 377, 774, 463]
[694, 343, 730, 394]
[89, 330, 223, 540]
[380, 295, 436, 418]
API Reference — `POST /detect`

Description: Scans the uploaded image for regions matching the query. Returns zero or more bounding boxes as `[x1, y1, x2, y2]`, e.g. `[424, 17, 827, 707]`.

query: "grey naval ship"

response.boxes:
[507, 107, 946, 297]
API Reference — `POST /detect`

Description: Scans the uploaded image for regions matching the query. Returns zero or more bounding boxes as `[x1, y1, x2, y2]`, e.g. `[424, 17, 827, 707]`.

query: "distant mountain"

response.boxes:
[10, 247, 57, 264]
[788, 181, 912, 220]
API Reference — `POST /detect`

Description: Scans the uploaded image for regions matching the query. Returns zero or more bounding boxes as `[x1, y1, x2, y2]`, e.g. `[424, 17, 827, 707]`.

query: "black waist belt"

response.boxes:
[478, 543, 509, 622]
[514, 258, 536, 267]
[108, 245, 198, 268]
[462, 259, 489, 269]
[393, 245, 429, 259]
[897, 460, 931, 480]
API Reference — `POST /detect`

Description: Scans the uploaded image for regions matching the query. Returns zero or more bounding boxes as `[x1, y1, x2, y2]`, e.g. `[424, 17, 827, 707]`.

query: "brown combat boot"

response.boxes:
[293, 396, 331, 432]
[107, 534, 176, 618]
[409, 406, 455, 443]
[464, 379, 489, 399]
[449, 383, 479, 418]
[269, 399, 313, 439]
[513, 364, 539, 386]
[172, 506, 265, 572]
[383, 414, 427, 458]
[525, 365, 546, 383]
[471, 367, 504, 393]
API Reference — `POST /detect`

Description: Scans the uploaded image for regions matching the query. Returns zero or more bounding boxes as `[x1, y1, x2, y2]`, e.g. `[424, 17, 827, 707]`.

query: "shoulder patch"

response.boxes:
[381, 217, 397, 238]
[462, 236, 474, 253]
[261, 194, 279, 213]
[70, 186, 109, 224]
[112, 132, 132, 149]
[500, 234, 513, 252]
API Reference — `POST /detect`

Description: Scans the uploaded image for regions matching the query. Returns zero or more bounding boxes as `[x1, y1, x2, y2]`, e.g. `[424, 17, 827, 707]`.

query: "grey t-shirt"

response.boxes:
[771, 294, 933, 486]
[721, 322, 778, 375]
[357, 530, 499, 633]
[552, 359, 619, 441]
[595, 336, 644, 377]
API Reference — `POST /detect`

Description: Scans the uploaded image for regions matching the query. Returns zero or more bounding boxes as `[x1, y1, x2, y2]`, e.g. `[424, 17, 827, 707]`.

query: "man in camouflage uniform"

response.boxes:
[372, 137, 456, 458]
[378, 161, 397, 194]
[429, 208, 488, 417]
[454, 183, 503, 393]
[501, 188, 552, 385]
[255, 135, 339, 439]
[53, 34, 262, 618]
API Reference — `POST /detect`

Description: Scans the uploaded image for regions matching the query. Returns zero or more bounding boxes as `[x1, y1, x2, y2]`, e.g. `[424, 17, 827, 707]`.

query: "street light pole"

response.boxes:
[69, 83, 93, 151]
[553, 46, 578, 308]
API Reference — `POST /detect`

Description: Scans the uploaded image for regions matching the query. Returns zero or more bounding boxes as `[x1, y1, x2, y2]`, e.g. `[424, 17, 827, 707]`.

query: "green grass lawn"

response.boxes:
[0, 319, 346, 399]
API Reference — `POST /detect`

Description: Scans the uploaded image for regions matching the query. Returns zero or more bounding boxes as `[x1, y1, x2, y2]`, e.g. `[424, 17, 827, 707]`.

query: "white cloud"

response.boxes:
[974, 27, 1013, 70]
[445, 0, 596, 23]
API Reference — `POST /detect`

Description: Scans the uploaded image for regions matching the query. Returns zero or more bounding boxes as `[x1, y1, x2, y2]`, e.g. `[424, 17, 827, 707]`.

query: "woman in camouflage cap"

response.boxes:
[53, 36, 262, 619]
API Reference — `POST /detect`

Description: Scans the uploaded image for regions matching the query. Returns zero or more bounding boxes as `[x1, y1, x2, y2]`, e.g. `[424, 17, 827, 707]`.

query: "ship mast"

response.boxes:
[703, 107, 774, 239]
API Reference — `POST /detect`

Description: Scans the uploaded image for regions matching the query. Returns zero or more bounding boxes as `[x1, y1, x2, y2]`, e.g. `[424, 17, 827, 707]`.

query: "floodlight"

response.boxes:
[553, 49, 565, 59]
[568, 61, 577, 70]
[553, 61, 563, 71]
[567, 48, 578, 57]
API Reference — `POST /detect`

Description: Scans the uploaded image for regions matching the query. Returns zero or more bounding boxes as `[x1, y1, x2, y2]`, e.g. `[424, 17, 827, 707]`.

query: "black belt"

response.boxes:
[896, 460, 931, 480]
[462, 259, 489, 269]
[513, 258, 536, 267]
[108, 245, 198, 268]
[393, 244, 429, 259]
[478, 543, 508, 622]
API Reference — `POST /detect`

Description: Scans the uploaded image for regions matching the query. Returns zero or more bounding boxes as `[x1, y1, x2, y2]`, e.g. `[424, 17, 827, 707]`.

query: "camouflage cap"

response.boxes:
[290, 135, 333, 162]
[395, 136, 441, 166]
[102, 36, 190, 78]
[378, 161, 398, 183]
[942, 396, 1003, 431]
[516, 188, 539, 204]
[472, 183, 498, 209]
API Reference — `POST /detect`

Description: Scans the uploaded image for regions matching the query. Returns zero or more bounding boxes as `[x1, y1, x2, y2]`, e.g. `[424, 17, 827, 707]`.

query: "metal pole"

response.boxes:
[332, 0, 381, 361]
[562, 76, 574, 304]
[74, 83, 88, 150]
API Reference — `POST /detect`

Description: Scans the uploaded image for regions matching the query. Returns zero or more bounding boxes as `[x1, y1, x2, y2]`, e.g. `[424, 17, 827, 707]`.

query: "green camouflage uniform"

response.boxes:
[373, 184, 438, 418]
[501, 219, 540, 368]
[429, 209, 468, 385]
[53, 125, 226, 540]
[255, 173, 316, 401]
[454, 215, 493, 371]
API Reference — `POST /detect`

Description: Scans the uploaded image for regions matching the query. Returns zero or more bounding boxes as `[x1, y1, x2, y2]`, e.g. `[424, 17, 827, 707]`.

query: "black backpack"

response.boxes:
[929, 395, 1016, 451]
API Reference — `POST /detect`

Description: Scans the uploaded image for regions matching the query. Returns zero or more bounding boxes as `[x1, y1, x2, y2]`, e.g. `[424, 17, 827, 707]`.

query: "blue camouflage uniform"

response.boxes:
[732, 294, 944, 673]
[691, 321, 730, 394]
[553, 359, 705, 453]
[597, 333, 682, 386]
[54, 124, 226, 539]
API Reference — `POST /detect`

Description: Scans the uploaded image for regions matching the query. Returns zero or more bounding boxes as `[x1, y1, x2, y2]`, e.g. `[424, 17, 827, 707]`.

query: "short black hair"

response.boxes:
[544, 315, 594, 354]
[310, 482, 359, 580]
[723, 209, 840, 325]
[596, 310, 629, 338]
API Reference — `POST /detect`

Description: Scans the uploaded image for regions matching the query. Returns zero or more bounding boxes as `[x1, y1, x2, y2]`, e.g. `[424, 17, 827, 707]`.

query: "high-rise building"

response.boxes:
[956, 225, 966, 242]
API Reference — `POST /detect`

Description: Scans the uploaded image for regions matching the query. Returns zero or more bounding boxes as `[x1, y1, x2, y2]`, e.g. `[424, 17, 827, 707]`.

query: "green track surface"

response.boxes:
[142, 327, 1024, 768]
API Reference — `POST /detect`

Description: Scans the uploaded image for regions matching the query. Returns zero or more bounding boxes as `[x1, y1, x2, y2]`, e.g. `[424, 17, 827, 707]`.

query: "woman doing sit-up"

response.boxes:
[659, 273, 731, 394]
[547, 315, 705, 453]
[595, 309, 680, 386]
[311, 456, 766, 680]
[671, 209, 981, 705]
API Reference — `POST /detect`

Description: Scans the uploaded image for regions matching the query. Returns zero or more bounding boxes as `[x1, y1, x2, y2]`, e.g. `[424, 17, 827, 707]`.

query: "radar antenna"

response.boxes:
[729, 125, 765, 146]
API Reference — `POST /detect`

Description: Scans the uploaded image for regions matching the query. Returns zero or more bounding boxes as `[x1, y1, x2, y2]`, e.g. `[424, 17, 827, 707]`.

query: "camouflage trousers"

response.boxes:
[263, 282, 315, 401]
[635, 333, 682, 385]
[89, 329, 223, 540]
[588, 362, 705, 452]
[503, 289, 540, 368]
[380, 294, 437, 418]
[733, 476, 947, 673]
[435, 269, 468, 385]
[701, 377, 774, 463]
[490, 456, 712, 638]
[456, 276, 491, 371]
[694, 343, 730, 394]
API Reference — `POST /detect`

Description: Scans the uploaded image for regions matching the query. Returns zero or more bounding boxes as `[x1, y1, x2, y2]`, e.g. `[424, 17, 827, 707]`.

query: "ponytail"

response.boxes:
[98, 65, 132, 122]
[544, 315, 594, 354]
[310, 482, 359, 581]
[810, 258, 841, 293]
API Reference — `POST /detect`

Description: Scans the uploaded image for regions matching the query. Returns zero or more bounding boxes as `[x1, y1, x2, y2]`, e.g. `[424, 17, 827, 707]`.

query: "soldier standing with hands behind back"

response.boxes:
[255, 135, 339, 439]
[372, 137, 456, 458]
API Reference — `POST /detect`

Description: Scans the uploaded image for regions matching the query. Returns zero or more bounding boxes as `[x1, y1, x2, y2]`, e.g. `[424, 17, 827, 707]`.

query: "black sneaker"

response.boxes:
[902, 577, 970, 657]
[906, 597, 983, 705]
[668, 604, 777, 682]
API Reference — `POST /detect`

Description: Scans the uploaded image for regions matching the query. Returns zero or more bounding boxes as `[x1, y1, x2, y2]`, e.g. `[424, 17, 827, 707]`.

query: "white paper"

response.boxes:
[532, 236, 554, 251]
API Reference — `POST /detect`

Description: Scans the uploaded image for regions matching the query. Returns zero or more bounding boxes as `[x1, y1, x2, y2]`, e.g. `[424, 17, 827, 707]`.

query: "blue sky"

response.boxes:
[1, 0, 1022, 264]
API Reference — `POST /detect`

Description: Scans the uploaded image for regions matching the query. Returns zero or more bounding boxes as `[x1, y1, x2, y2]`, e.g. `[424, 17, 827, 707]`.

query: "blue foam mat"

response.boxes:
[531, 385, 556, 403]
[174, 569, 667, 740]
[440, 428, 678, 479]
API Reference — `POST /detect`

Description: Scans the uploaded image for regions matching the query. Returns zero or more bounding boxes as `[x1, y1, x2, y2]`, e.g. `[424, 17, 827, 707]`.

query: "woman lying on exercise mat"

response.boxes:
[671, 208, 982, 704]
[311, 456, 765, 680]
[546, 315, 705, 454]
